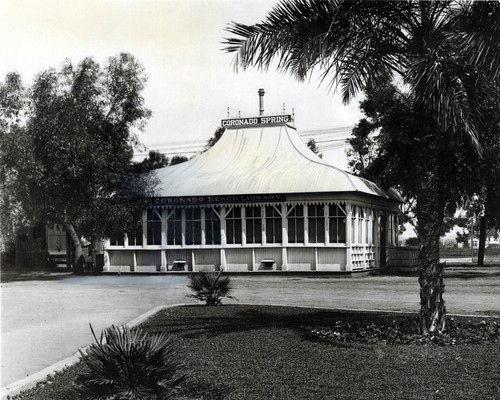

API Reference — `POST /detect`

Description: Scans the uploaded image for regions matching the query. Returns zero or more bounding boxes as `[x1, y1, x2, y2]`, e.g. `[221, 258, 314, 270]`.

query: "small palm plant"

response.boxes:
[75, 324, 184, 400]
[187, 270, 235, 306]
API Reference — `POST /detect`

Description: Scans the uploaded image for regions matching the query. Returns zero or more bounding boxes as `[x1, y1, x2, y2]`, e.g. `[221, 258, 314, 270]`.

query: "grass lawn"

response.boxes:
[13, 305, 500, 400]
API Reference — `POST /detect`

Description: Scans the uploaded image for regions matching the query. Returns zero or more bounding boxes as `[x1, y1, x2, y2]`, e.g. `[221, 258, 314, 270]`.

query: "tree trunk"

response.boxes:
[89, 237, 96, 271]
[63, 220, 84, 274]
[477, 216, 487, 266]
[416, 182, 447, 336]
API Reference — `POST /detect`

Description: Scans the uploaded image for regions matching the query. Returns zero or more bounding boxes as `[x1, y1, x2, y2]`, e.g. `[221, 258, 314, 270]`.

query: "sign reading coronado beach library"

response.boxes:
[151, 194, 286, 206]
[221, 114, 292, 127]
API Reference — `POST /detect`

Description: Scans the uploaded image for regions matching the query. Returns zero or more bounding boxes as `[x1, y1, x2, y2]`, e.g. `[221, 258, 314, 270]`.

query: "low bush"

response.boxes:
[186, 270, 235, 306]
[306, 316, 500, 346]
[74, 324, 185, 400]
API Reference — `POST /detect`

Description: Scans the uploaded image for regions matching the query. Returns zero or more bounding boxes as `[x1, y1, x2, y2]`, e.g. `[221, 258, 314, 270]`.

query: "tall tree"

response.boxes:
[224, 0, 499, 334]
[350, 80, 484, 254]
[0, 73, 30, 242]
[0, 54, 152, 272]
[474, 84, 500, 265]
[345, 119, 376, 175]
[306, 138, 323, 158]
[132, 150, 170, 173]
[204, 126, 226, 151]
[169, 154, 189, 165]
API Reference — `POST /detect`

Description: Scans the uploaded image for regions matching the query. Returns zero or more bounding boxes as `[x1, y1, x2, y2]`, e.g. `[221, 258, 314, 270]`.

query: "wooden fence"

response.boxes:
[387, 247, 419, 271]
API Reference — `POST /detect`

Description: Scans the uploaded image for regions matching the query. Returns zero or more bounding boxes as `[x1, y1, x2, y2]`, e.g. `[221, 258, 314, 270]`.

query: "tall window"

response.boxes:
[167, 209, 182, 245]
[365, 212, 370, 244]
[185, 208, 202, 245]
[245, 206, 262, 244]
[329, 204, 346, 243]
[287, 205, 304, 243]
[205, 207, 221, 245]
[358, 207, 364, 243]
[226, 207, 242, 244]
[109, 232, 124, 246]
[127, 222, 143, 246]
[265, 206, 282, 243]
[351, 206, 357, 243]
[147, 209, 162, 245]
[308, 205, 325, 243]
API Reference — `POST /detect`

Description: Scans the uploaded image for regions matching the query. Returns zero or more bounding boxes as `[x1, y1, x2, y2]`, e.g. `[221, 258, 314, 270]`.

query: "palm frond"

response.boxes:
[223, 0, 411, 99]
[75, 325, 185, 399]
[406, 45, 481, 151]
[449, 1, 499, 79]
[187, 270, 235, 306]
[224, 0, 495, 152]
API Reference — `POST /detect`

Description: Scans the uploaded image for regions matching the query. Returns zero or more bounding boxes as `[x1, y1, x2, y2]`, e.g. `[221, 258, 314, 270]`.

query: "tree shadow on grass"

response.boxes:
[444, 270, 500, 279]
[0, 269, 76, 283]
[141, 304, 414, 341]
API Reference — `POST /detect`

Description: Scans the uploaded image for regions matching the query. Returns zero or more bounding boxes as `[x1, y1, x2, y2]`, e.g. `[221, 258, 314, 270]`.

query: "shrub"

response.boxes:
[404, 237, 420, 247]
[74, 324, 184, 400]
[187, 270, 235, 306]
[306, 317, 500, 346]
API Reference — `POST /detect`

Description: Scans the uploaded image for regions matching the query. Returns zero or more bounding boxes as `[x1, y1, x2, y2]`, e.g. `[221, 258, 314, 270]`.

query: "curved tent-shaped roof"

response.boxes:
[152, 123, 401, 203]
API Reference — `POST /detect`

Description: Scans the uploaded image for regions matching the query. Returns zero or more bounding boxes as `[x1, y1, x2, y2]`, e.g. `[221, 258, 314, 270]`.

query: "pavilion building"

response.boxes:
[104, 90, 402, 273]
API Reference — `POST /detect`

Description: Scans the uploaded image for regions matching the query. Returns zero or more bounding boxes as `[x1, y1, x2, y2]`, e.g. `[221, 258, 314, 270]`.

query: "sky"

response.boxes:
[0, 0, 365, 168]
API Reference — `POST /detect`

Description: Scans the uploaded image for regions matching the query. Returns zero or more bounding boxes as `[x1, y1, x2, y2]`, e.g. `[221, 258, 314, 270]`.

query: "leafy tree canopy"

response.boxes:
[132, 150, 170, 173]
[169, 154, 189, 165]
[306, 138, 322, 158]
[0, 53, 153, 270]
[204, 126, 226, 151]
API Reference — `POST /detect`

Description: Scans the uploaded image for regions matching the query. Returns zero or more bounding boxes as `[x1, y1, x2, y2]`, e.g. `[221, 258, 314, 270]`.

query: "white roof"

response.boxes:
[153, 124, 401, 202]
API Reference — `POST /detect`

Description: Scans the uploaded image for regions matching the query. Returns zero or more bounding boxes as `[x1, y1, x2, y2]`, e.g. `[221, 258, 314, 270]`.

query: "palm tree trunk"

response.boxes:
[63, 219, 84, 274]
[416, 181, 447, 336]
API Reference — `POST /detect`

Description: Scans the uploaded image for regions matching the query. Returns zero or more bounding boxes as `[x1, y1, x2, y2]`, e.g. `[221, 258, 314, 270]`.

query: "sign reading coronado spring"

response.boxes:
[221, 114, 292, 127]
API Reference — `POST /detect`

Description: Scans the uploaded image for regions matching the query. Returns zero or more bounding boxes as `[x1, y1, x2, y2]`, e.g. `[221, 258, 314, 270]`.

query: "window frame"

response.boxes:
[287, 204, 304, 244]
[147, 208, 162, 246]
[265, 205, 282, 244]
[307, 204, 325, 243]
[328, 204, 346, 244]
[166, 208, 182, 246]
[225, 206, 243, 245]
[245, 206, 262, 244]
